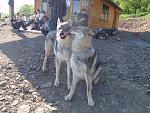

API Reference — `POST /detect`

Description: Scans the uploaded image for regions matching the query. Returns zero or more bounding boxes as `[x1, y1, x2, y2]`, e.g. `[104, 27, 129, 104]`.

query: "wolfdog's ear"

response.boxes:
[57, 18, 61, 25]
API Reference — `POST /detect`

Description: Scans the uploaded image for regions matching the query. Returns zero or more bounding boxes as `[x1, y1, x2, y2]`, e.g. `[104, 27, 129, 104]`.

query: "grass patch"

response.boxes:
[143, 13, 150, 19]
[120, 12, 148, 20]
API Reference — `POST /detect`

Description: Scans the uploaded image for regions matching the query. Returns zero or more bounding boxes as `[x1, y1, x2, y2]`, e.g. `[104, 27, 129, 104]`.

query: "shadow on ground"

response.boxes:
[0, 30, 150, 113]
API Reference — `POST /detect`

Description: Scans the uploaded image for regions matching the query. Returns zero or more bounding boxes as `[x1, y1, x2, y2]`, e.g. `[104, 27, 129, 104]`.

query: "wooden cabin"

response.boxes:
[34, 0, 122, 29]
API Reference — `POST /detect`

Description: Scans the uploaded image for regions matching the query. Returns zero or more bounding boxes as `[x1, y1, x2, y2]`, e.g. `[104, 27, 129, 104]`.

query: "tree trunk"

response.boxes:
[50, 0, 66, 20]
[8, 0, 14, 25]
[48, 0, 67, 31]
[134, 8, 137, 14]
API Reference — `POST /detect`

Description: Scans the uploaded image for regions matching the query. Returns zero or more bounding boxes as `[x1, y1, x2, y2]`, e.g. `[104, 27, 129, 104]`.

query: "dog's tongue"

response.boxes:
[60, 32, 69, 39]
[60, 34, 66, 39]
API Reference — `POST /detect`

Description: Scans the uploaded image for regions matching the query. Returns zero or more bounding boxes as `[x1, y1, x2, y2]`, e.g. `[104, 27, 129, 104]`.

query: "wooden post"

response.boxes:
[8, 0, 14, 26]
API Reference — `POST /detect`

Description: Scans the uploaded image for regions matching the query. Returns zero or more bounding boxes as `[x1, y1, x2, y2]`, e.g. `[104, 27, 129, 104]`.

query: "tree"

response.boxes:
[17, 4, 34, 17]
[113, 0, 150, 14]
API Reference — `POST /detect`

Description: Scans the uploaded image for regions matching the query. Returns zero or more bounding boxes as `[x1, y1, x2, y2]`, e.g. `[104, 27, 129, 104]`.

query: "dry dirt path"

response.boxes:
[0, 26, 150, 113]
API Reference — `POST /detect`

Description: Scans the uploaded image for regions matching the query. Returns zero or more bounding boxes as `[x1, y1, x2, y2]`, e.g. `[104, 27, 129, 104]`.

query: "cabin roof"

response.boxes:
[105, 0, 123, 11]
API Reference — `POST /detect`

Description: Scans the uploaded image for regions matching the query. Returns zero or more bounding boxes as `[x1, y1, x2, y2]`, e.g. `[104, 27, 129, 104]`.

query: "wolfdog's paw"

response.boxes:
[64, 95, 72, 101]
[67, 84, 71, 89]
[54, 80, 59, 87]
[88, 97, 95, 106]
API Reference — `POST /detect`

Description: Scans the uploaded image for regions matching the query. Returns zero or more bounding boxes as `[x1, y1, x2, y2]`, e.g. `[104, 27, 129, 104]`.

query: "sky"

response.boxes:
[0, 0, 34, 14]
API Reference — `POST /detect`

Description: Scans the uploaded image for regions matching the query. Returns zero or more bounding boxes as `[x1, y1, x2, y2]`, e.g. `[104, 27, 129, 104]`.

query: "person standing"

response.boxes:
[48, 0, 67, 31]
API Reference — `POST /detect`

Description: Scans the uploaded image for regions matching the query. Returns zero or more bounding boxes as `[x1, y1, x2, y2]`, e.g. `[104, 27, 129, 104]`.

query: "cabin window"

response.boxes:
[66, 0, 71, 7]
[42, 0, 47, 12]
[73, 0, 80, 14]
[102, 3, 109, 21]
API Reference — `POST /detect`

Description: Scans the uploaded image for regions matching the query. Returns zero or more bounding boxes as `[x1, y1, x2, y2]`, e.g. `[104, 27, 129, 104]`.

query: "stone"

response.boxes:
[55, 100, 60, 105]
[146, 90, 150, 95]
[34, 107, 45, 113]
[17, 105, 30, 113]
[0, 81, 7, 87]
[40, 82, 52, 88]
[1, 107, 8, 112]
[5, 76, 10, 80]
[0, 96, 6, 101]
[116, 38, 121, 41]
[11, 100, 19, 106]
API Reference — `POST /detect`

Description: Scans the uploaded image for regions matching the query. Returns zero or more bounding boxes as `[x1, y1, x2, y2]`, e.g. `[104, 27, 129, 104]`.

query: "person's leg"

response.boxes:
[41, 28, 45, 34]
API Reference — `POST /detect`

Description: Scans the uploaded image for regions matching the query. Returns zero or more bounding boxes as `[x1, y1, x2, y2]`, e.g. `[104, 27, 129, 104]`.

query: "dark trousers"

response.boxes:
[41, 28, 49, 35]
[12, 21, 26, 30]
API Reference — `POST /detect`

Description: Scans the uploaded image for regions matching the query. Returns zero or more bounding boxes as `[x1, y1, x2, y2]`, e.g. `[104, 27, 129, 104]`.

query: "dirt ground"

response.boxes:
[0, 22, 150, 113]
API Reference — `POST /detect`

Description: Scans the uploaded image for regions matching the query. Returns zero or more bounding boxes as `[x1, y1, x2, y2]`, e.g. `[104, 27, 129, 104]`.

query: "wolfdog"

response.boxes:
[42, 18, 72, 89]
[64, 26, 101, 106]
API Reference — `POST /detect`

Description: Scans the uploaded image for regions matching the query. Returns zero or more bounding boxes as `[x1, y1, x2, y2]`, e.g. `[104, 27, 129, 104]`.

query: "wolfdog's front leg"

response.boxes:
[54, 57, 61, 87]
[42, 39, 53, 71]
[85, 75, 95, 106]
[64, 74, 79, 101]
[67, 62, 71, 89]
[42, 55, 48, 71]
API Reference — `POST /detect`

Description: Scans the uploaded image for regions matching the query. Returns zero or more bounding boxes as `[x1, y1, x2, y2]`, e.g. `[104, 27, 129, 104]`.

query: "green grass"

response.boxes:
[143, 13, 150, 19]
[120, 12, 150, 20]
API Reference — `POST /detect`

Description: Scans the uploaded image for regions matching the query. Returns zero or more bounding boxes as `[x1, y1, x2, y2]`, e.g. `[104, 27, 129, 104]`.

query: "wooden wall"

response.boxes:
[88, 0, 120, 29]
[34, 0, 42, 11]
[34, 0, 120, 29]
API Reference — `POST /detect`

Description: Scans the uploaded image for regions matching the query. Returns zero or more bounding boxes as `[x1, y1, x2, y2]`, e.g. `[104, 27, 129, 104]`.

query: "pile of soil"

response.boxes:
[119, 18, 150, 32]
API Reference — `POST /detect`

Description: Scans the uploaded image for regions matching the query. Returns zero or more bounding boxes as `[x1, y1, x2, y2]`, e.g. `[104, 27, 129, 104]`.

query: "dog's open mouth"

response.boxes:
[60, 32, 69, 39]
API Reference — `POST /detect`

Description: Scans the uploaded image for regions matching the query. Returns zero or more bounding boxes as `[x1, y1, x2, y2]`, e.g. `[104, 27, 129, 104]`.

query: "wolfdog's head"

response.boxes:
[69, 26, 95, 39]
[69, 26, 95, 51]
[57, 18, 72, 39]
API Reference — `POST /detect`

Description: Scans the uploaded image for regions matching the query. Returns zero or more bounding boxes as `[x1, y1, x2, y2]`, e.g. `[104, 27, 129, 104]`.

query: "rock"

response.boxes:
[29, 89, 36, 94]
[17, 105, 30, 113]
[100, 105, 104, 110]
[145, 84, 150, 89]
[1, 107, 8, 112]
[36, 67, 41, 71]
[0, 81, 7, 87]
[0, 96, 6, 101]
[40, 82, 52, 88]
[20, 93, 25, 100]
[34, 107, 45, 113]
[55, 100, 60, 105]
[146, 90, 150, 95]
[11, 100, 19, 106]
[10, 85, 16, 89]
[22, 87, 30, 95]
[116, 38, 121, 41]
[13, 89, 22, 94]
[6, 96, 14, 102]
[5, 76, 10, 80]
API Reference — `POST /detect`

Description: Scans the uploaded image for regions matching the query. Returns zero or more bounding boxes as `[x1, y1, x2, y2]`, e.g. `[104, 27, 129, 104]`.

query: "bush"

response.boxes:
[148, 4, 150, 12]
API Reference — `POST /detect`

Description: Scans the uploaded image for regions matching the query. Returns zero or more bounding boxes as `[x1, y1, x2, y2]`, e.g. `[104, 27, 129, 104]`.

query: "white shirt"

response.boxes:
[39, 12, 45, 20]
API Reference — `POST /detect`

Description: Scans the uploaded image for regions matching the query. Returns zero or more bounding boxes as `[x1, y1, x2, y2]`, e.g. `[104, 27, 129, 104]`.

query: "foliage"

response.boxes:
[143, 13, 150, 19]
[148, 4, 150, 12]
[17, 4, 34, 17]
[113, 0, 150, 14]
